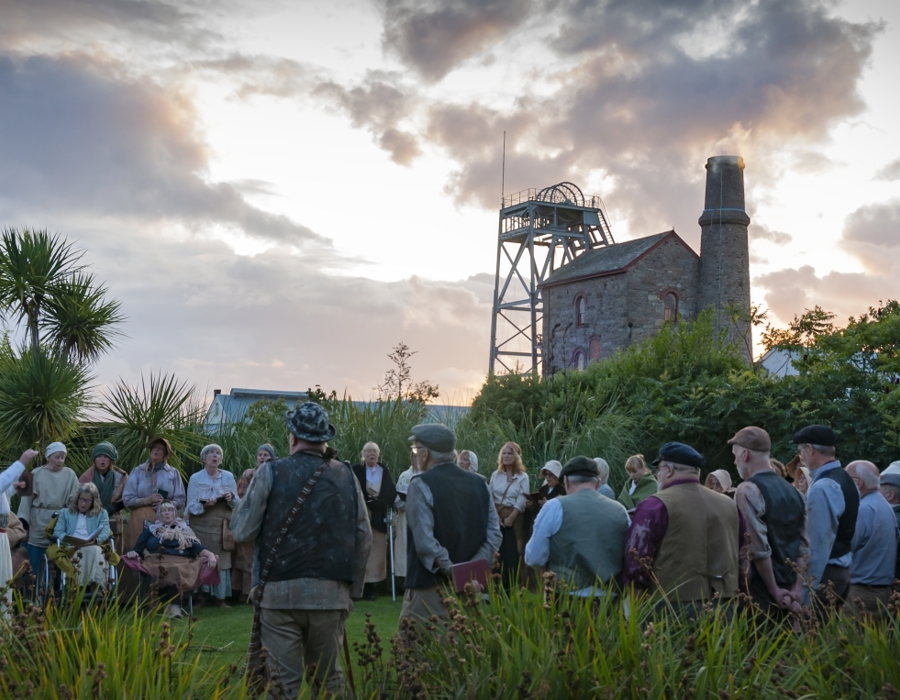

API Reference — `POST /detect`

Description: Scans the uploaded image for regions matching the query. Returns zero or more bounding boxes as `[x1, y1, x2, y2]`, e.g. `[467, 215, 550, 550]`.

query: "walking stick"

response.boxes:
[387, 508, 396, 602]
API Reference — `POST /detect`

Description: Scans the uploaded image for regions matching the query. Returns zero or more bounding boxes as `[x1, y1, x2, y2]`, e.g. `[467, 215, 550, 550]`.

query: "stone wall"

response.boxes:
[541, 234, 700, 374]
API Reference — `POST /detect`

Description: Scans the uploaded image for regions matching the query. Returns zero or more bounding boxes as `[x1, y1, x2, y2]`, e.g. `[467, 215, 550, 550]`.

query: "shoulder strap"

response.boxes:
[256, 457, 329, 591]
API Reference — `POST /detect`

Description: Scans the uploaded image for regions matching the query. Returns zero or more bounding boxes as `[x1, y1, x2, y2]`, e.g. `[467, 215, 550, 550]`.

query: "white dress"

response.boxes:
[0, 460, 26, 613]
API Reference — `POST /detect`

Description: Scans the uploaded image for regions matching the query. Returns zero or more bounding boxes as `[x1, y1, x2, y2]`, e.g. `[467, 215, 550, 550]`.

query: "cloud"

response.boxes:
[379, 0, 535, 81]
[370, 0, 882, 242]
[756, 199, 900, 324]
[752, 225, 792, 246]
[0, 52, 330, 248]
[875, 158, 900, 181]
[83, 226, 492, 398]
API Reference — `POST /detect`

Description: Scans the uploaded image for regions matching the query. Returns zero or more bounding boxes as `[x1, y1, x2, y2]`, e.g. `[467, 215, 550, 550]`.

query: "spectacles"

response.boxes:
[77, 497, 93, 503]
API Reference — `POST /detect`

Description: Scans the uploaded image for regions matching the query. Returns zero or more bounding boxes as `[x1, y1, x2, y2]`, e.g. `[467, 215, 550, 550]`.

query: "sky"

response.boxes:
[0, 0, 898, 405]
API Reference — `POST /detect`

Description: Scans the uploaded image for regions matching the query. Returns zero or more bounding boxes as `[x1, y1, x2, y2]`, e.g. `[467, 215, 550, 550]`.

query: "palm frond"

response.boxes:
[0, 347, 93, 449]
[102, 371, 206, 474]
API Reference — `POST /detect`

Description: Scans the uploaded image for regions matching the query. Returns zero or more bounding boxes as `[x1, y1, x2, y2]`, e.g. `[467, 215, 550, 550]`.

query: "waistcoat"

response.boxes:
[406, 463, 489, 590]
[258, 451, 359, 584]
[547, 489, 629, 589]
[651, 482, 740, 601]
[747, 471, 806, 596]
[818, 468, 859, 560]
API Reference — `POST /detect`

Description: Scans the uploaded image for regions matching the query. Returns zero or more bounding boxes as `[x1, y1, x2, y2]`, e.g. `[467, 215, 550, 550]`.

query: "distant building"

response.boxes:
[540, 155, 752, 373]
[758, 348, 799, 378]
[203, 387, 469, 434]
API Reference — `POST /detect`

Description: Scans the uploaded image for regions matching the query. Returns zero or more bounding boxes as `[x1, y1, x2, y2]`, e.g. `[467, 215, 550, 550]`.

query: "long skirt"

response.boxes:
[393, 510, 408, 578]
[233, 540, 255, 600]
[189, 502, 233, 599]
[365, 530, 387, 583]
[120, 505, 158, 600]
[0, 532, 11, 614]
[48, 544, 109, 587]
[122, 553, 220, 594]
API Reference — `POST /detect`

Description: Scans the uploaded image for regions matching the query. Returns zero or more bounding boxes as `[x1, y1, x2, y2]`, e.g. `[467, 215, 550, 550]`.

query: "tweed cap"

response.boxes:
[257, 443, 277, 460]
[651, 442, 705, 469]
[91, 441, 118, 463]
[409, 423, 456, 453]
[728, 426, 771, 452]
[791, 424, 837, 447]
[880, 463, 900, 489]
[559, 456, 600, 479]
[285, 402, 336, 442]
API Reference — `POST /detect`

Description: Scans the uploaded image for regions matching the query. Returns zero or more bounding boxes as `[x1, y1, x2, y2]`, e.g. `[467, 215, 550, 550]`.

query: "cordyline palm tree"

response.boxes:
[0, 227, 125, 362]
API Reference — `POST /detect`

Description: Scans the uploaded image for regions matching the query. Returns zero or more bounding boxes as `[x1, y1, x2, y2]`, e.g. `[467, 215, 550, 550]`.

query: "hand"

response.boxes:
[150, 493, 163, 505]
[205, 497, 218, 507]
[20, 449, 39, 466]
[125, 550, 140, 560]
[13, 480, 26, 490]
[223, 491, 233, 502]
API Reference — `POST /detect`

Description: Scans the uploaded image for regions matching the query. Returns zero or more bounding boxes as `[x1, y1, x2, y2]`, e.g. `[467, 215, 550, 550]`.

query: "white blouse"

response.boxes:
[489, 470, 530, 512]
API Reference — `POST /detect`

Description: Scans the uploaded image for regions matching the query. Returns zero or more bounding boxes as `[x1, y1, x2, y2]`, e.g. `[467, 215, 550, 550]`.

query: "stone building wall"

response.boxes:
[541, 234, 700, 374]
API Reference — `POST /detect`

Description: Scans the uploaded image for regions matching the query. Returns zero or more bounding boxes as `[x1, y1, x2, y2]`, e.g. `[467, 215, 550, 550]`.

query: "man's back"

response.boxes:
[258, 451, 361, 584]
[851, 491, 897, 586]
[652, 482, 740, 601]
[406, 462, 490, 589]
[547, 489, 628, 589]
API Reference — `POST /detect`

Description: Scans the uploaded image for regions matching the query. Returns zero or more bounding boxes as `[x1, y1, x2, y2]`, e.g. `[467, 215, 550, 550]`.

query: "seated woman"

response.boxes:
[50, 483, 114, 589]
[123, 500, 218, 618]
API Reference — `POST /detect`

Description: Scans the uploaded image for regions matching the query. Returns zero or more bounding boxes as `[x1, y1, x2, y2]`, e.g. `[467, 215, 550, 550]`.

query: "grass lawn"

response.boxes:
[186, 596, 403, 671]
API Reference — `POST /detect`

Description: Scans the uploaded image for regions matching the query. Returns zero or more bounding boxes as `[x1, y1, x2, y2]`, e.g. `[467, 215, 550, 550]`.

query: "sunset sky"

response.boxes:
[1, 0, 898, 404]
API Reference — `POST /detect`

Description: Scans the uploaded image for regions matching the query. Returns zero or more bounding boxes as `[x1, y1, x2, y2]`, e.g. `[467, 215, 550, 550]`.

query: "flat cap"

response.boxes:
[651, 442, 705, 470]
[880, 463, 900, 489]
[559, 456, 600, 480]
[727, 426, 771, 452]
[791, 424, 837, 447]
[410, 423, 456, 453]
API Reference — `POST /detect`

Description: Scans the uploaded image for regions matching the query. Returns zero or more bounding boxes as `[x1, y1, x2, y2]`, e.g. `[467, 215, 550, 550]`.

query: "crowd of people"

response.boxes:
[2, 400, 899, 697]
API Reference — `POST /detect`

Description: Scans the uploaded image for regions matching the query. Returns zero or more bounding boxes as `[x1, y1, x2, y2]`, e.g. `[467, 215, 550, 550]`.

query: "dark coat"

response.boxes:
[352, 463, 397, 533]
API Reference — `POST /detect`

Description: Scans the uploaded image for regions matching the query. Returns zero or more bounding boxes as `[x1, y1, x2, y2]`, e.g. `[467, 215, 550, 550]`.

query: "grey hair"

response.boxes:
[425, 448, 457, 466]
[200, 443, 223, 464]
[67, 482, 102, 517]
[459, 450, 479, 472]
[881, 484, 900, 502]
[854, 462, 880, 489]
[361, 441, 380, 462]
[594, 458, 610, 485]
[566, 475, 599, 486]
[810, 444, 836, 457]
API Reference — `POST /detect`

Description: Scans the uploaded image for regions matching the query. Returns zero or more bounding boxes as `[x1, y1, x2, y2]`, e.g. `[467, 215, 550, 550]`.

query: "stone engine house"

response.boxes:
[540, 155, 752, 374]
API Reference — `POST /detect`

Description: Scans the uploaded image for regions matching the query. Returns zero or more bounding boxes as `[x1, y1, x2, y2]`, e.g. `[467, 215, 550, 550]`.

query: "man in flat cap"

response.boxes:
[843, 461, 897, 618]
[793, 424, 858, 613]
[524, 456, 629, 594]
[622, 442, 740, 610]
[231, 402, 372, 696]
[878, 463, 900, 583]
[400, 423, 501, 631]
[730, 427, 808, 618]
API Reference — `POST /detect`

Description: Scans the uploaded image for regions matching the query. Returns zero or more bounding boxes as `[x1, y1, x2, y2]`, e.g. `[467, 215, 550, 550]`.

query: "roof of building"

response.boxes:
[541, 230, 695, 288]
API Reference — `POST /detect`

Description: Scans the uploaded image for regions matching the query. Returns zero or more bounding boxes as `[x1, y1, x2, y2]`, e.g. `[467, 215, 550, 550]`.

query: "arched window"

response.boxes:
[663, 291, 679, 322]
[573, 349, 586, 370]
[589, 336, 602, 361]
[574, 294, 587, 327]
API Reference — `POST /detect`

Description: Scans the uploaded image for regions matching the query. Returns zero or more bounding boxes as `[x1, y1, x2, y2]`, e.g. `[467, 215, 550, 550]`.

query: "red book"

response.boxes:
[450, 558, 488, 592]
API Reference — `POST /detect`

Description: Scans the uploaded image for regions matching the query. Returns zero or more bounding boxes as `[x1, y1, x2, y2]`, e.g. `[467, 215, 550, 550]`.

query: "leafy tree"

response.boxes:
[0, 227, 124, 362]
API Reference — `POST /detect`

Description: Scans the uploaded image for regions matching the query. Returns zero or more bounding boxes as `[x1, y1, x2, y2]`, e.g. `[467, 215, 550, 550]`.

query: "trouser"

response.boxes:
[813, 564, 851, 617]
[25, 543, 46, 579]
[398, 586, 451, 646]
[845, 583, 892, 619]
[259, 608, 348, 697]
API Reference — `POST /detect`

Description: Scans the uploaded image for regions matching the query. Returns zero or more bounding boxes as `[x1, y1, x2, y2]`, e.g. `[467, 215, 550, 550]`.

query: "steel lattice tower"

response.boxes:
[488, 182, 614, 375]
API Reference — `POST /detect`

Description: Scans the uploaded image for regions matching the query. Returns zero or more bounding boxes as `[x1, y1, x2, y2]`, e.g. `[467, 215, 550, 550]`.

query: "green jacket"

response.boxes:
[617, 474, 658, 509]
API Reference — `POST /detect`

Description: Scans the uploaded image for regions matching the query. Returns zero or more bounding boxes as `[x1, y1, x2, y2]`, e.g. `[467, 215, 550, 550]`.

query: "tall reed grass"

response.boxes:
[351, 578, 900, 699]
